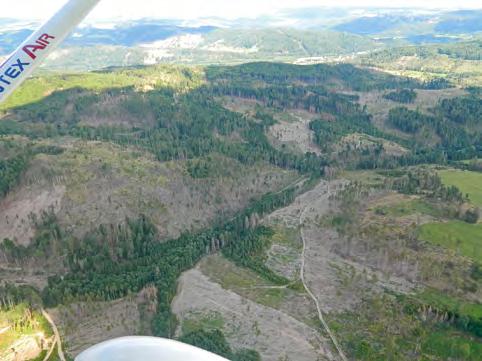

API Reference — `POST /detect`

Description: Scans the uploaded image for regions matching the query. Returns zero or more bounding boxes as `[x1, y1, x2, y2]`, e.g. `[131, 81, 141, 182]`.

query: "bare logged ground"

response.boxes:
[413, 88, 467, 109]
[173, 264, 335, 361]
[220, 97, 321, 156]
[78, 94, 157, 129]
[267, 180, 360, 316]
[301, 226, 415, 313]
[302, 227, 362, 313]
[199, 255, 317, 328]
[0, 186, 65, 247]
[268, 114, 321, 155]
[50, 296, 142, 357]
[353, 88, 467, 135]
[0, 141, 297, 247]
[265, 180, 343, 228]
[44, 287, 157, 359]
[0, 268, 48, 290]
[266, 180, 416, 316]
[265, 242, 301, 281]
[220, 97, 262, 115]
[335, 133, 409, 158]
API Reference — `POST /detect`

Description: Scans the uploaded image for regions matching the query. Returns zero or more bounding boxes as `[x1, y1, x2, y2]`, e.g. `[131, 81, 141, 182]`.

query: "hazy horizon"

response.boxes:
[1, 0, 481, 21]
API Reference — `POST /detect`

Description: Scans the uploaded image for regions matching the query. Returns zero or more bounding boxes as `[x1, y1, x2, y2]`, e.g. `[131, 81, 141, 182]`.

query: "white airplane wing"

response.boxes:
[76, 337, 230, 361]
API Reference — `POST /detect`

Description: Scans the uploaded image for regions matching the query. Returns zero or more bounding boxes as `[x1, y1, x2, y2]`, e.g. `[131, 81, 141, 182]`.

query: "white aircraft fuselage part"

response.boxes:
[0, 0, 101, 104]
[75, 336, 230, 361]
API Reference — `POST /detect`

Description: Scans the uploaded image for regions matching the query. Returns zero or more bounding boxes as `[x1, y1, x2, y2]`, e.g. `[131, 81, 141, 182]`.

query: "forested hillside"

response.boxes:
[355, 40, 482, 86]
[0, 59, 481, 360]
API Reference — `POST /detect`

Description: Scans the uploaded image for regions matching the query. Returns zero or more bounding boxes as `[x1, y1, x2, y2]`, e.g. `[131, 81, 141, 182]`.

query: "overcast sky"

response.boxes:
[2, 0, 481, 20]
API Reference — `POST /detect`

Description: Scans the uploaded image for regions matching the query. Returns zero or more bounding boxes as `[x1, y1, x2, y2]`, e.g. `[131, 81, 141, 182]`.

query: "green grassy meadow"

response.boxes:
[419, 221, 482, 262]
[439, 169, 482, 207]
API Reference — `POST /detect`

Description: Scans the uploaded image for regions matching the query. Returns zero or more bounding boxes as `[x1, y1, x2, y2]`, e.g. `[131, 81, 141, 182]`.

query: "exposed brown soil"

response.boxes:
[45, 285, 158, 359]
[0, 186, 65, 247]
[173, 263, 336, 361]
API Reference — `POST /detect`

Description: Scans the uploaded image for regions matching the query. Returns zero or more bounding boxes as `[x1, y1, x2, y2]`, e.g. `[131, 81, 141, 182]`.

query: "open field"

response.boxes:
[369, 197, 443, 219]
[419, 221, 482, 262]
[421, 329, 482, 361]
[418, 289, 482, 319]
[439, 169, 482, 207]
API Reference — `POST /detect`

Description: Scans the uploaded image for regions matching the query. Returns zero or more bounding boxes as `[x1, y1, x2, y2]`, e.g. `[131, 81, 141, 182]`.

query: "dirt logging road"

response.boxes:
[42, 309, 66, 361]
[298, 182, 348, 361]
[300, 207, 348, 361]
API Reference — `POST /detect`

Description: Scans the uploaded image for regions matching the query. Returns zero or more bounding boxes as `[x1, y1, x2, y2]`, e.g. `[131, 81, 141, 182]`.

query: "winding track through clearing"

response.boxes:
[299, 187, 348, 361]
[0, 326, 11, 335]
[42, 337, 56, 361]
[42, 309, 66, 361]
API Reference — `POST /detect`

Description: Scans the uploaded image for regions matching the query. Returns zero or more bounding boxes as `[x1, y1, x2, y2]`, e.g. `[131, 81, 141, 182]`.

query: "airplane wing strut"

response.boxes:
[0, 0, 101, 104]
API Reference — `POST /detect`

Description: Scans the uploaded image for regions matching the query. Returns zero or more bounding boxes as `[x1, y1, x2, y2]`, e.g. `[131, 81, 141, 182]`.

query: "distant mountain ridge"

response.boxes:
[435, 10, 482, 33]
[0, 20, 218, 54]
[0, 7, 480, 71]
[1, 7, 481, 54]
[333, 10, 482, 36]
[67, 22, 217, 47]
